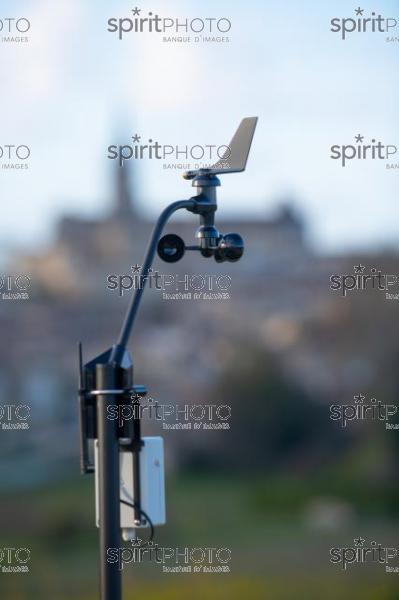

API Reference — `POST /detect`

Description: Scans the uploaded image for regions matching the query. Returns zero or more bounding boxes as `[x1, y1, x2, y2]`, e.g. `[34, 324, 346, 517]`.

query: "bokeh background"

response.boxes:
[1, 0, 399, 599]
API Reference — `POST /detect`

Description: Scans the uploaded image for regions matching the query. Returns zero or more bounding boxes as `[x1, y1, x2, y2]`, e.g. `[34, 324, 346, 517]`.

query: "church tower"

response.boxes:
[114, 162, 138, 220]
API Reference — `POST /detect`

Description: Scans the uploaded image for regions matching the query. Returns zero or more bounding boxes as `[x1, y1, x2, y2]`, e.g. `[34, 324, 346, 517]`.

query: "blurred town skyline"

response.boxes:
[1, 0, 398, 255]
[2, 161, 399, 488]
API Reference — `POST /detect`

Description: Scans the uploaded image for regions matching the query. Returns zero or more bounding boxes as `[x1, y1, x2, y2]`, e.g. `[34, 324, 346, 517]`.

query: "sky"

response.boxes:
[0, 0, 398, 254]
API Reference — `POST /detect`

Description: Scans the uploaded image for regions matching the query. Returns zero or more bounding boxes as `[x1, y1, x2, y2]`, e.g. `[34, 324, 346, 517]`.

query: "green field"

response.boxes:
[1, 475, 398, 599]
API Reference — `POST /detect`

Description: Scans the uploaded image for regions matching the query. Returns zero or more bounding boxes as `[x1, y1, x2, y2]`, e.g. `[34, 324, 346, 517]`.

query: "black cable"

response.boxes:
[115, 198, 196, 354]
[119, 499, 154, 544]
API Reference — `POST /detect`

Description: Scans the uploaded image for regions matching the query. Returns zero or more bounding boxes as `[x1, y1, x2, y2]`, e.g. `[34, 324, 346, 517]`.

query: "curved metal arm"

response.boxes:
[109, 199, 196, 364]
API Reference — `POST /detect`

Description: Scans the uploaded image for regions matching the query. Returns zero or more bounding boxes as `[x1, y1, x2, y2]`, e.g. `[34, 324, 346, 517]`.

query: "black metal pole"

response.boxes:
[96, 363, 122, 600]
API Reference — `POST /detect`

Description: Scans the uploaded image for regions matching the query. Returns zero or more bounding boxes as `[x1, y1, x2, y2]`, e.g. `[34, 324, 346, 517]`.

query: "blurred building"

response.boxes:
[1, 166, 397, 485]
[17, 165, 309, 299]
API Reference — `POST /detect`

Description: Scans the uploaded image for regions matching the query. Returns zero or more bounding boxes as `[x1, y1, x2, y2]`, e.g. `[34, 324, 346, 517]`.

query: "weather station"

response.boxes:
[77, 117, 258, 600]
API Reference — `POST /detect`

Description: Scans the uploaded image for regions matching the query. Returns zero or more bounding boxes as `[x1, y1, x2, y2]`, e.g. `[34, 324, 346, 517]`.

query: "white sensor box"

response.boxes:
[94, 436, 166, 529]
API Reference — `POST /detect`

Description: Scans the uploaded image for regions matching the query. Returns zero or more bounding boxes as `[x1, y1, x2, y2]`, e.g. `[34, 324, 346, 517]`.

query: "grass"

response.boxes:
[1, 474, 399, 599]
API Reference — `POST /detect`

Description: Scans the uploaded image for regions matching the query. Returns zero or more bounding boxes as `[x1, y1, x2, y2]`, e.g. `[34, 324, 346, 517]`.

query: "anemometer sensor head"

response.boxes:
[157, 117, 258, 264]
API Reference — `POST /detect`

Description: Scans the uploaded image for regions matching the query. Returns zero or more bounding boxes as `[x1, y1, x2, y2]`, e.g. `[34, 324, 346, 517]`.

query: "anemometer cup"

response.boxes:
[157, 231, 244, 263]
[214, 233, 244, 263]
[157, 234, 185, 263]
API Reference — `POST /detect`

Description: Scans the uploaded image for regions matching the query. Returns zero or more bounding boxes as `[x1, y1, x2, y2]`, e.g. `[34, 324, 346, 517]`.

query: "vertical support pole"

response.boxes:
[132, 403, 142, 525]
[96, 364, 122, 600]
